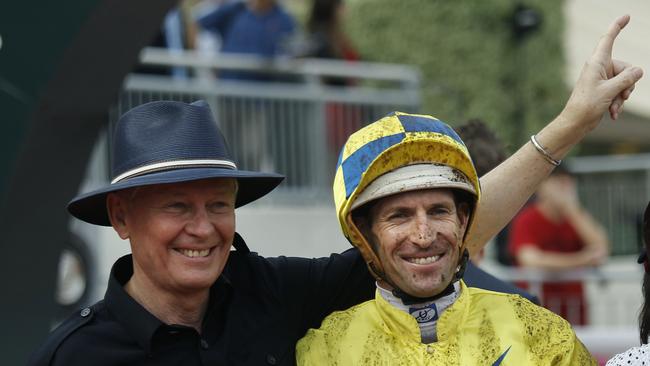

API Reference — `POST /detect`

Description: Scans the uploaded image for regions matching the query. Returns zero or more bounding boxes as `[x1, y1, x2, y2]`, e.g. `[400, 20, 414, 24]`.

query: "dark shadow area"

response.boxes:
[0, 0, 177, 363]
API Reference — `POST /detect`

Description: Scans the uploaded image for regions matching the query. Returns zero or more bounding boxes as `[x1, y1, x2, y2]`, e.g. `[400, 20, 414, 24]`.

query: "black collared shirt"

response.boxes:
[28, 234, 375, 365]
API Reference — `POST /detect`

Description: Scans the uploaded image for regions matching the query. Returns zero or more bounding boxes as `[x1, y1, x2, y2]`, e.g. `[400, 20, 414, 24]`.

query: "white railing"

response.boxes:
[567, 154, 650, 256]
[106, 48, 422, 204]
[481, 261, 643, 326]
[138, 47, 421, 87]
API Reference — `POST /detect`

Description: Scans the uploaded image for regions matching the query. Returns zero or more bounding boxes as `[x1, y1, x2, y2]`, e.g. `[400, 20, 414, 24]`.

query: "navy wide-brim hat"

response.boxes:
[68, 100, 284, 226]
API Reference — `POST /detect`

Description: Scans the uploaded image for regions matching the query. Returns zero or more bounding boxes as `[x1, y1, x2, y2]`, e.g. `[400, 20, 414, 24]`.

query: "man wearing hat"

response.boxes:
[30, 100, 371, 366]
[297, 16, 640, 365]
[30, 15, 641, 366]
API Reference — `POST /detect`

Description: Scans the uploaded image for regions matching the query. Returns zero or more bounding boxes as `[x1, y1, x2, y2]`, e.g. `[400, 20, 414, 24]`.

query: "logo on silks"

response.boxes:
[491, 346, 511, 366]
[409, 303, 439, 323]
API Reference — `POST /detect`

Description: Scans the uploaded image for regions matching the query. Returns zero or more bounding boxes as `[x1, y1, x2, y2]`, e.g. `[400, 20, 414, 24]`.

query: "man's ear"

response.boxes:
[107, 192, 130, 240]
[352, 213, 381, 253]
[353, 215, 371, 238]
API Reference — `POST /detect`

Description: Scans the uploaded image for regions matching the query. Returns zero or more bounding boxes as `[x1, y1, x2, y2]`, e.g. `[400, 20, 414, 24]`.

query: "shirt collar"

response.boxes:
[435, 280, 470, 340]
[104, 254, 233, 355]
[377, 282, 460, 343]
[374, 280, 470, 343]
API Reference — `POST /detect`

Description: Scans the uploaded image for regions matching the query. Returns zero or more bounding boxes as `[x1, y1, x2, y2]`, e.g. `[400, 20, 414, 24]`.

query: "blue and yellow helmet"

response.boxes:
[333, 112, 481, 279]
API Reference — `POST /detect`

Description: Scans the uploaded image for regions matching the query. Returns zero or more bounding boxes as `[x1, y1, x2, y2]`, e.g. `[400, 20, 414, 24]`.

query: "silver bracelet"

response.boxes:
[530, 135, 561, 166]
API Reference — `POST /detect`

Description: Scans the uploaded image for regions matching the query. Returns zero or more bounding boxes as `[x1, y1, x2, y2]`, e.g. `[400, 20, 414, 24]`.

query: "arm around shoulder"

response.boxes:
[258, 247, 374, 333]
[295, 248, 375, 329]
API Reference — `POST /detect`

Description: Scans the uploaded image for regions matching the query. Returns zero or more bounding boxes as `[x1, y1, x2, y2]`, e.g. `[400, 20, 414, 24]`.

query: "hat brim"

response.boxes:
[67, 167, 284, 226]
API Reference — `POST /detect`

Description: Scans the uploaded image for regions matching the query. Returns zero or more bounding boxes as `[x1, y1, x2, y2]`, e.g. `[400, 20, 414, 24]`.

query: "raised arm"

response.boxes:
[466, 15, 643, 254]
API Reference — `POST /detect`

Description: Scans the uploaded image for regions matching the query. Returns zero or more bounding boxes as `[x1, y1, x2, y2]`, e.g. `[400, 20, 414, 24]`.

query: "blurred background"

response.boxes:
[1, 0, 649, 364]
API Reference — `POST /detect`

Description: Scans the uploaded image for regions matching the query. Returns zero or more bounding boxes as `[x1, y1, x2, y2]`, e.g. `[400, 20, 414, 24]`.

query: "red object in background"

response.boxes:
[509, 205, 588, 325]
[325, 103, 362, 157]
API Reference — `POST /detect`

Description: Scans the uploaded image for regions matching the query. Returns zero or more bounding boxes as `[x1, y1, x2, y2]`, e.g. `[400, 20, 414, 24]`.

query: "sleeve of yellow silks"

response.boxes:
[564, 339, 598, 366]
[475, 294, 597, 366]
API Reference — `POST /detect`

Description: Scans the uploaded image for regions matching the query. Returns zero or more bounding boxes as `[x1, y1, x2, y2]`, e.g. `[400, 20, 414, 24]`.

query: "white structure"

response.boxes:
[565, 0, 650, 145]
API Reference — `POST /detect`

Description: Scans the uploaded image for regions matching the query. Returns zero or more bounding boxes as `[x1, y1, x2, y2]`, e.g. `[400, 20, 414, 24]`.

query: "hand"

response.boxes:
[561, 15, 643, 132]
[579, 246, 608, 267]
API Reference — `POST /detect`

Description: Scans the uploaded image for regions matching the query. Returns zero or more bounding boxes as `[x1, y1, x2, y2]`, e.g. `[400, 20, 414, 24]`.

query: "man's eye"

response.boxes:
[430, 207, 451, 215]
[165, 202, 187, 210]
[209, 202, 231, 211]
[388, 212, 407, 220]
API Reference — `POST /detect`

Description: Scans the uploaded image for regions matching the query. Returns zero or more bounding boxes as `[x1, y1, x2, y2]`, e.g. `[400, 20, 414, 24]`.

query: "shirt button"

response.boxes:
[200, 339, 209, 350]
[266, 354, 277, 365]
[80, 308, 91, 317]
[426, 345, 434, 354]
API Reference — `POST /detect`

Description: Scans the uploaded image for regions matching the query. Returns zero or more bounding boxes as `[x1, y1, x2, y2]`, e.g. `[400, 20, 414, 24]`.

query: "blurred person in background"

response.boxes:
[303, 0, 363, 169]
[455, 118, 508, 265]
[197, 0, 296, 81]
[455, 120, 507, 183]
[508, 166, 610, 325]
[607, 202, 650, 365]
[133, 2, 197, 78]
[456, 119, 539, 304]
[457, 119, 515, 266]
[306, 0, 359, 84]
[196, 0, 297, 172]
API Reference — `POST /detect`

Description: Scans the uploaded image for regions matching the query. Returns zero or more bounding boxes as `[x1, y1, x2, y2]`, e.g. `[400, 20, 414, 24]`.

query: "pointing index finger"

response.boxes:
[593, 15, 630, 60]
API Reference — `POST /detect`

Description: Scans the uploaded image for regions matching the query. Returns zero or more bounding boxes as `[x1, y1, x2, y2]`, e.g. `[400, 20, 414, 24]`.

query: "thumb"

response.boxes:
[605, 66, 644, 99]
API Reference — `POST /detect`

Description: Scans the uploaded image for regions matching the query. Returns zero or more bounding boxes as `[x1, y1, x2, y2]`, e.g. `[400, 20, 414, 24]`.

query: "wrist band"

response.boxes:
[530, 135, 561, 166]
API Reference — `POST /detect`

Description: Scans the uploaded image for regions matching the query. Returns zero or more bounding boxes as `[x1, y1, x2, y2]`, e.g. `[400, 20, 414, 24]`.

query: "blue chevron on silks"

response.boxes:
[492, 346, 512, 366]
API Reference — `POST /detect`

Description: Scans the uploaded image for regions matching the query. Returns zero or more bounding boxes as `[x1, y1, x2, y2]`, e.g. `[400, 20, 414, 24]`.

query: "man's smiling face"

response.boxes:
[108, 178, 237, 296]
[364, 188, 468, 297]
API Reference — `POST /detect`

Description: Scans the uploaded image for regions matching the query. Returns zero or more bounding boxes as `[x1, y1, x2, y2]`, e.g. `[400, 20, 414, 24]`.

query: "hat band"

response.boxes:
[111, 159, 237, 184]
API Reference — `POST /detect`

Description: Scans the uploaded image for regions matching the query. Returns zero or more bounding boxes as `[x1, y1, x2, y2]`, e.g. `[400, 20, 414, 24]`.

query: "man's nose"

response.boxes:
[186, 208, 215, 237]
[411, 216, 436, 248]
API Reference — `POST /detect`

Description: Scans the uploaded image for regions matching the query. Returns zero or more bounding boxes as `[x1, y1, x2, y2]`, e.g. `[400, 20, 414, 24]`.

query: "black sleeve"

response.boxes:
[229, 245, 375, 339]
[224, 232, 375, 339]
[288, 248, 375, 331]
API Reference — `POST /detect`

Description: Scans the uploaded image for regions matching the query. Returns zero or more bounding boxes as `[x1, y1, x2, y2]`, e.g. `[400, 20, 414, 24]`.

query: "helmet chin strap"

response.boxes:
[390, 249, 469, 306]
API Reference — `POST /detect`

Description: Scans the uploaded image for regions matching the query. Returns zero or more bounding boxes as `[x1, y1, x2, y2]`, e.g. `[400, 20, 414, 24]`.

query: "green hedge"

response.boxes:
[345, 0, 567, 150]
